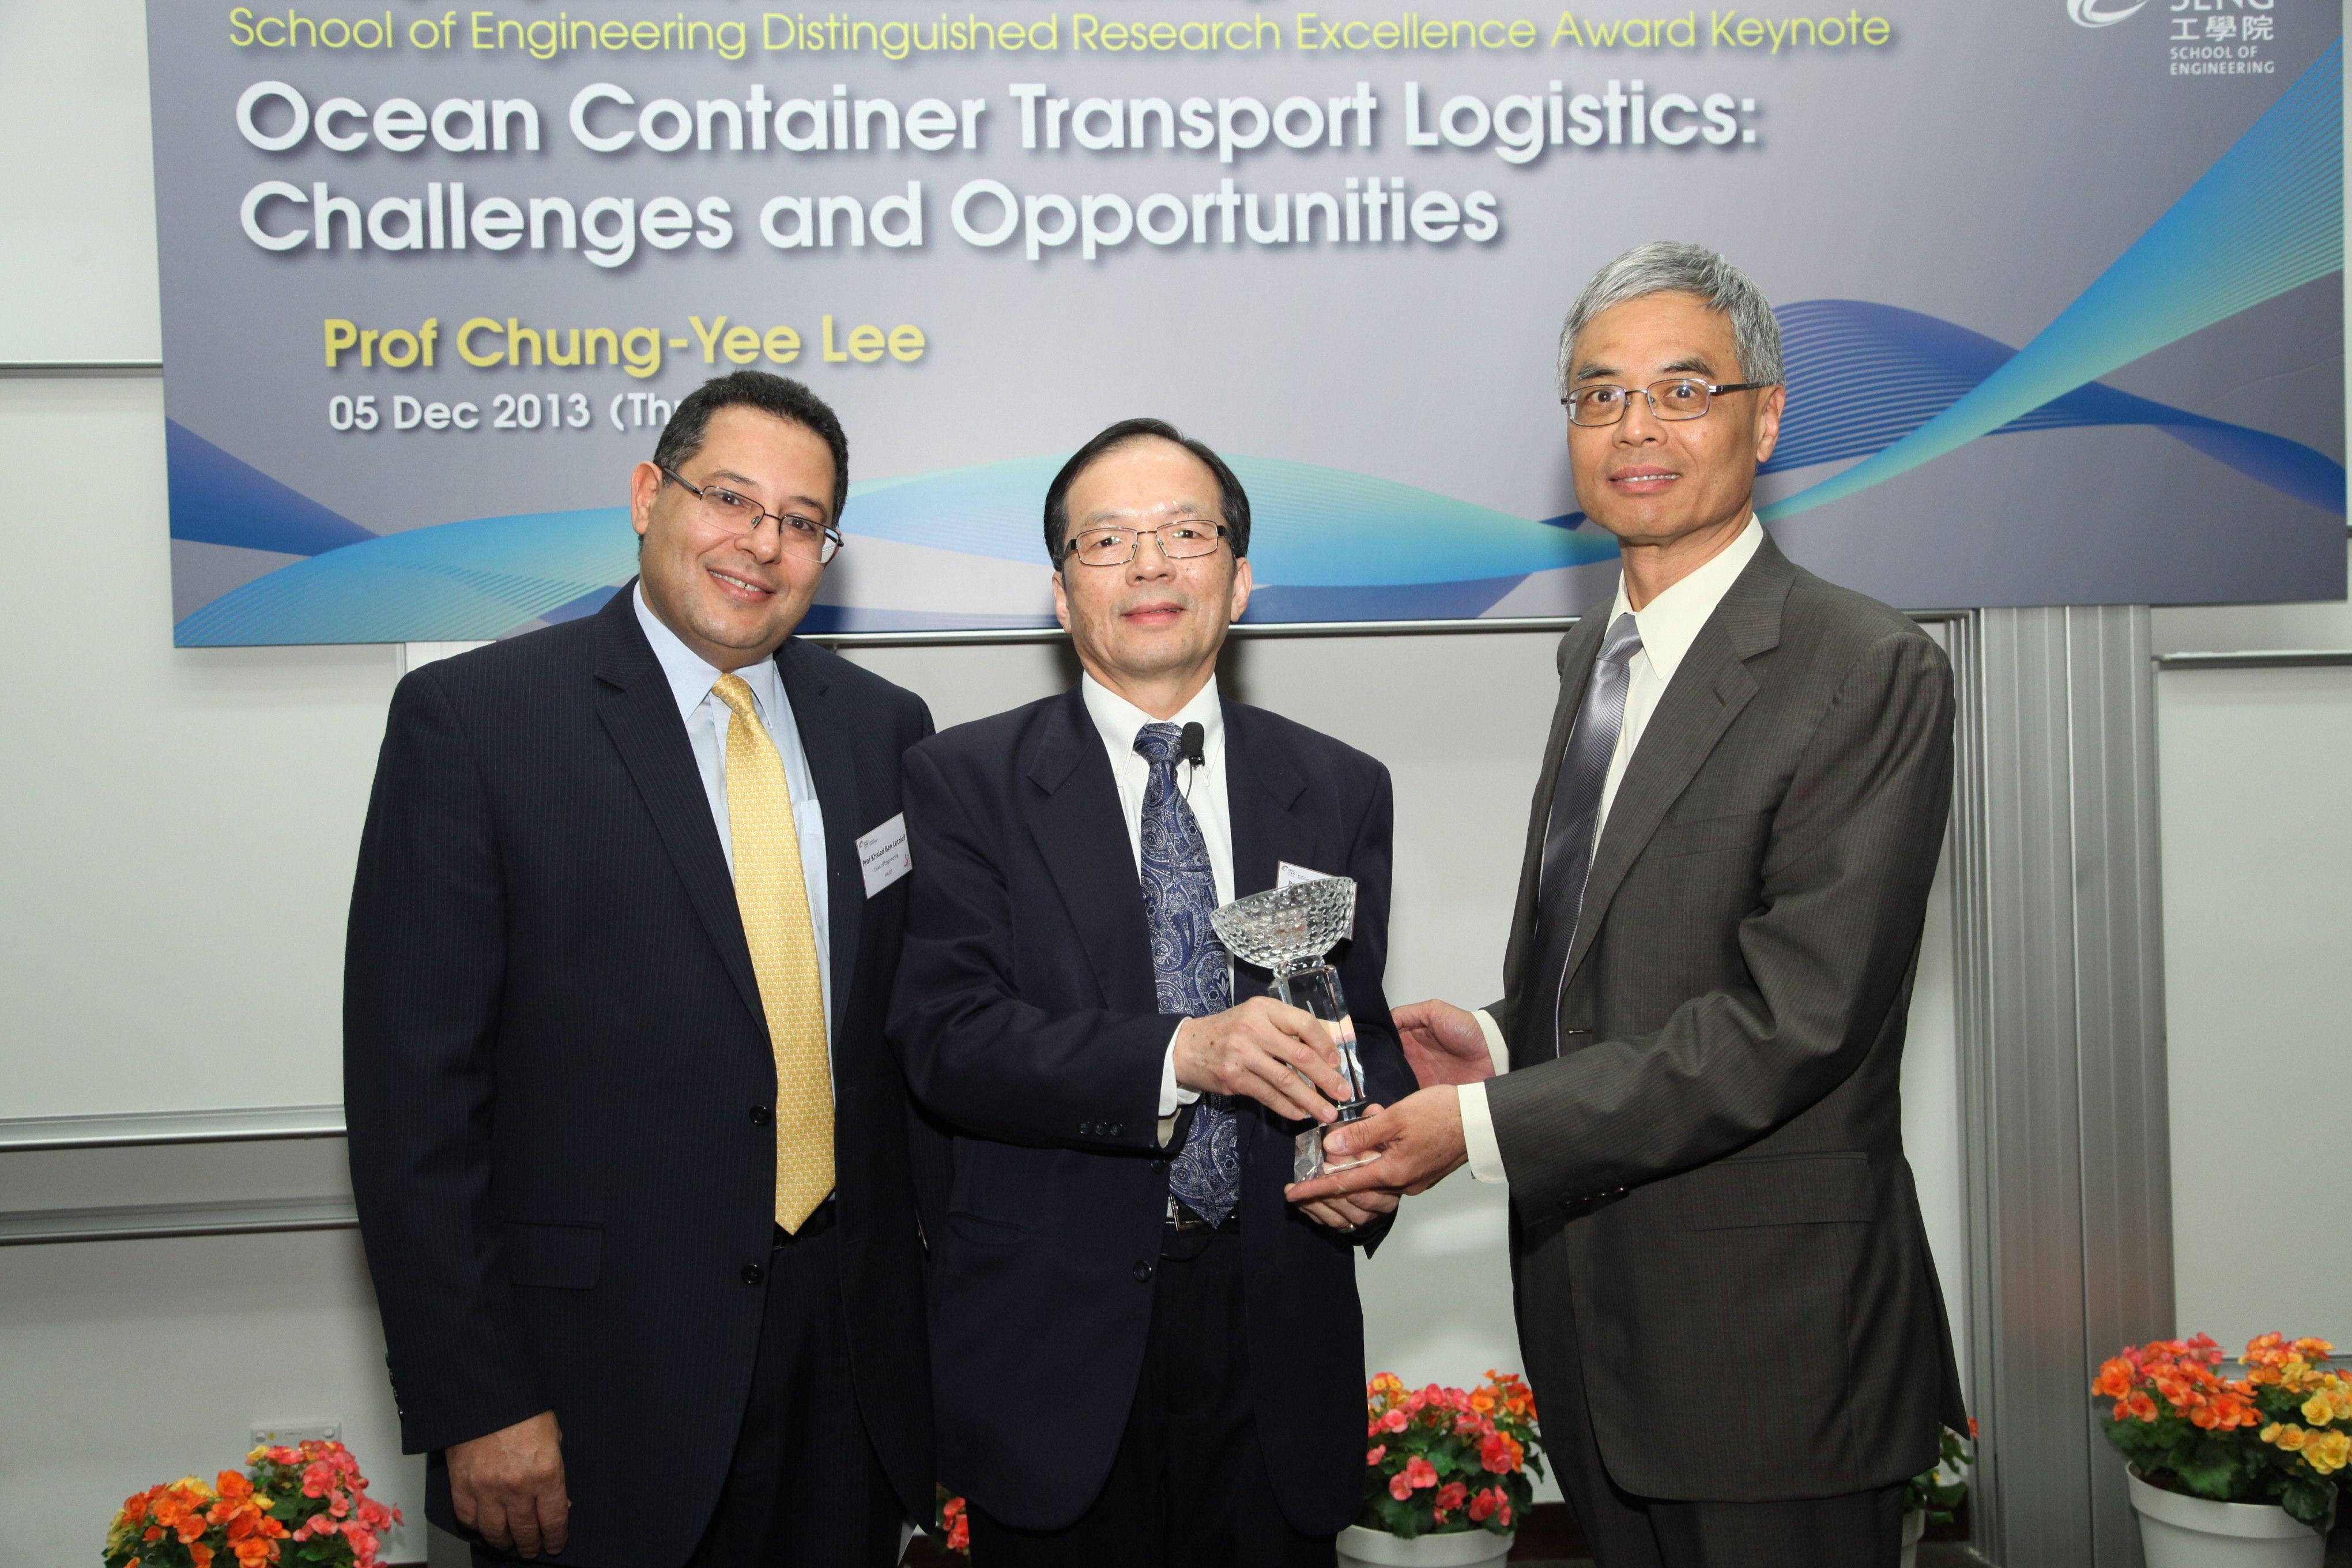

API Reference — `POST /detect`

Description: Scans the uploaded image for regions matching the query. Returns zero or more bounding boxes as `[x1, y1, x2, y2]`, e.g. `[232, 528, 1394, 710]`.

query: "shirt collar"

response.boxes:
[1607, 515, 1765, 688]
[633, 582, 785, 726]
[1080, 671, 1223, 766]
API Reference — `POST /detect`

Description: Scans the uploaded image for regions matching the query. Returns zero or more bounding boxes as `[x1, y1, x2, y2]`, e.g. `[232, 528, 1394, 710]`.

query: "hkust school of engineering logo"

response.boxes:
[2070, 0, 2282, 77]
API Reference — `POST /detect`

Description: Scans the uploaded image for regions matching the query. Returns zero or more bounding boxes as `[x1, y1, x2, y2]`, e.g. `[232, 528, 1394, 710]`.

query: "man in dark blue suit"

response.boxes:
[891, 419, 1414, 1566]
[346, 372, 933, 1567]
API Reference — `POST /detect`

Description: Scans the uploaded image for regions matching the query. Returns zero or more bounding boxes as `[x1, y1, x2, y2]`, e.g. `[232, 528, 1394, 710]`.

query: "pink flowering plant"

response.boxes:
[1359, 1371, 1545, 1539]
[240, 1442, 401, 1566]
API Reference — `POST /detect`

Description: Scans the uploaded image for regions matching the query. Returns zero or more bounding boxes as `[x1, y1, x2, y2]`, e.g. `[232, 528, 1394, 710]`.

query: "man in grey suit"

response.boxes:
[1288, 242, 1967, 1567]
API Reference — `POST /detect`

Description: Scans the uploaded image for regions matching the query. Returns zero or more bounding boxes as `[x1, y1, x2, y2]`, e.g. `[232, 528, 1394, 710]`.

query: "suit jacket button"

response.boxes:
[742, 1262, 766, 1287]
[1106, 1124, 1122, 1137]
[749, 1105, 772, 1126]
[1133, 1262, 1154, 1283]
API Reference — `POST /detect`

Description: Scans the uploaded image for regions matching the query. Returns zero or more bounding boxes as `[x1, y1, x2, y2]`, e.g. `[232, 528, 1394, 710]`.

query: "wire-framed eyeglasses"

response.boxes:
[1562, 378, 1769, 428]
[660, 466, 843, 564]
[1060, 522, 1230, 568]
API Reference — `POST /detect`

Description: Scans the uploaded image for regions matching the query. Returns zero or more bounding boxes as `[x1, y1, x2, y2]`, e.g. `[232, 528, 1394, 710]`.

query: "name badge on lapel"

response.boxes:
[857, 813, 911, 898]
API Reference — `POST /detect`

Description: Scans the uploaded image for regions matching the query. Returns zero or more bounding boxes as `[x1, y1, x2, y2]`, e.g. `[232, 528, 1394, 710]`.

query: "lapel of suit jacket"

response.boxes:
[777, 639, 864, 1040]
[1559, 534, 1795, 990]
[1500, 614, 1611, 1003]
[591, 586, 764, 1026]
[1222, 700, 1315, 993]
[1022, 687, 1159, 1008]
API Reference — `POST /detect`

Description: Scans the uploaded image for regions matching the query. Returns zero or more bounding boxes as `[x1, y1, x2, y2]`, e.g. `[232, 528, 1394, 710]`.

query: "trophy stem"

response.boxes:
[1271, 960, 1367, 1115]
[1207, 877, 1369, 1182]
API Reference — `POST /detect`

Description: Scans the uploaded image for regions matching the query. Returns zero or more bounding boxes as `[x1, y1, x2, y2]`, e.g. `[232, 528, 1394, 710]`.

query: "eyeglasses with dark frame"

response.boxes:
[1561, 378, 1769, 428]
[659, 466, 843, 564]
[1060, 521, 1231, 568]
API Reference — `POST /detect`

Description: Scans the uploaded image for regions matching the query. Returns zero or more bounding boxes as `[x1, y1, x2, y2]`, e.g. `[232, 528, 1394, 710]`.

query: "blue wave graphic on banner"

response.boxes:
[166, 421, 375, 555]
[172, 459, 1620, 644]
[175, 506, 643, 644]
[1766, 37, 2344, 519]
[1766, 301, 2344, 515]
[835, 455, 1621, 583]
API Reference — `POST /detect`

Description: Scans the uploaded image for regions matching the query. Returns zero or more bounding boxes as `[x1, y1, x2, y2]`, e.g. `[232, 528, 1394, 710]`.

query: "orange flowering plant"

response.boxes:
[104, 1441, 401, 1568]
[1359, 1371, 1546, 1539]
[2092, 1332, 2351, 1531]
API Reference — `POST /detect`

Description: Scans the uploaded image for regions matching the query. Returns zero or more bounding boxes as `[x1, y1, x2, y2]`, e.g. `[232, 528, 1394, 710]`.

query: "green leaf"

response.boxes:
[2278, 1476, 2336, 1531]
[2170, 1453, 2242, 1501]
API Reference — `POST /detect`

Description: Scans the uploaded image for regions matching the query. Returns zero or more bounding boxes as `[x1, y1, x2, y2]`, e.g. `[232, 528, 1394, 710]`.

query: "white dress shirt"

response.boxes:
[1077, 672, 1233, 1124]
[632, 585, 832, 1043]
[1460, 517, 1765, 1182]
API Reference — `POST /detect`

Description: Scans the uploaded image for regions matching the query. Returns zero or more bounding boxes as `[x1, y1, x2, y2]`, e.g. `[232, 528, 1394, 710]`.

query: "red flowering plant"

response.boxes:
[2091, 1332, 2351, 1531]
[104, 1441, 401, 1568]
[932, 1485, 971, 1556]
[1359, 1371, 1546, 1539]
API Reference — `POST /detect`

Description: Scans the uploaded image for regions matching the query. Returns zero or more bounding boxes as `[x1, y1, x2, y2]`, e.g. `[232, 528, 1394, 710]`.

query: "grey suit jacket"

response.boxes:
[1486, 533, 1968, 1502]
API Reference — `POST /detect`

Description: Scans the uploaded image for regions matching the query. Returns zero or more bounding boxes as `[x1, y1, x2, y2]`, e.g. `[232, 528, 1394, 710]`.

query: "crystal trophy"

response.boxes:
[1210, 877, 1377, 1181]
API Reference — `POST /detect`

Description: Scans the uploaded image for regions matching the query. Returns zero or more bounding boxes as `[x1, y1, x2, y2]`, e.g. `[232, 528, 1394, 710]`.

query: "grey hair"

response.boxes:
[1556, 241, 1784, 395]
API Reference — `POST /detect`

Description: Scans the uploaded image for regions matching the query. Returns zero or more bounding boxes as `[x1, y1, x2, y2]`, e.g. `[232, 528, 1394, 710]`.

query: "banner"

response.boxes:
[150, 1, 2345, 644]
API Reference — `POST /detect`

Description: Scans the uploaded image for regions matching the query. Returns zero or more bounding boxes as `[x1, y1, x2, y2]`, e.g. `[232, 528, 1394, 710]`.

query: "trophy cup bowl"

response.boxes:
[1210, 878, 1377, 1182]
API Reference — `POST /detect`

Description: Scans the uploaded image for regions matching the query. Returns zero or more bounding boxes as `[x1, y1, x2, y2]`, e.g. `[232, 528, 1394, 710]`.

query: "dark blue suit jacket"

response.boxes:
[344, 587, 935, 1566]
[889, 687, 1411, 1535]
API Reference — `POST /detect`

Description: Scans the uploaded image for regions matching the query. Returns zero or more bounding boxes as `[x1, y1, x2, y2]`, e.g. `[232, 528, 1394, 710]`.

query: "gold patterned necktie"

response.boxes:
[711, 673, 834, 1232]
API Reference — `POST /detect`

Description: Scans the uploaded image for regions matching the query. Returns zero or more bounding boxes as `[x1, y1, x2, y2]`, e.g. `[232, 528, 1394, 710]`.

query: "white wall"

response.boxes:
[0, 0, 159, 364]
[0, 374, 398, 1120]
[2151, 566, 2352, 1353]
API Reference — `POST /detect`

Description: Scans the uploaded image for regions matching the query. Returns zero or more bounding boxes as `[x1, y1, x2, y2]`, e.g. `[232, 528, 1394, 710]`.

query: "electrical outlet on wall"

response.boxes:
[250, 1421, 341, 1448]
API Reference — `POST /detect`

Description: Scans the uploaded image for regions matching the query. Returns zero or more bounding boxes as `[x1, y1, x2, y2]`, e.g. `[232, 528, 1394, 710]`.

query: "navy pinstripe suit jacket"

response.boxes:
[345, 586, 935, 1565]
[888, 688, 1414, 1536]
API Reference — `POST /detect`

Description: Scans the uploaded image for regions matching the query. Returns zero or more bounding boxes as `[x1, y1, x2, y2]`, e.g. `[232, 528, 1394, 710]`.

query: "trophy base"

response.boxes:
[1293, 1113, 1379, 1183]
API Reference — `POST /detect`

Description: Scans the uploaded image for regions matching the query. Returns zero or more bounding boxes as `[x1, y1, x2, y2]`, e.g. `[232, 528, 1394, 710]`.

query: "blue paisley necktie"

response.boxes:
[1134, 722, 1241, 1226]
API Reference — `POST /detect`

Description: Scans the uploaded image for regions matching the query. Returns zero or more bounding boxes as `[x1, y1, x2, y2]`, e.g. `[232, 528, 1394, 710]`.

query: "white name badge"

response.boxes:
[1276, 861, 1335, 888]
[857, 813, 912, 898]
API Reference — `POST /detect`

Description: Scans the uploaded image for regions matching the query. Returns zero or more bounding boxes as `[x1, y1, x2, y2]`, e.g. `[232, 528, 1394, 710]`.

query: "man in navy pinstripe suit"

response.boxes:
[347, 371, 934, 1568]
[890, 420, 1416, 1567]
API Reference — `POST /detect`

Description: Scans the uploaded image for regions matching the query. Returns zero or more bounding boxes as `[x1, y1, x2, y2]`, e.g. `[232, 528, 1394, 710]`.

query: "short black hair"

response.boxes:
[1041, 417, 1252, 567]
[651, 371, 851, 524]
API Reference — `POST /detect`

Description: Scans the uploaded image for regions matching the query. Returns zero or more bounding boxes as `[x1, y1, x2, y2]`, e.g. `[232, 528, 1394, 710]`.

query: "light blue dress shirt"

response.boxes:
[632, 585, 832, 1040]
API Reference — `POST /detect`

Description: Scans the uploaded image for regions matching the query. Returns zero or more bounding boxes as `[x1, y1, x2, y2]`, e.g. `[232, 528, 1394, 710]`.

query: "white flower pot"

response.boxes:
[1336, 1524, 1516, 1567]
[1899, 1507, 1925, 1568]
[2126, 1467, 2335, 1568]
